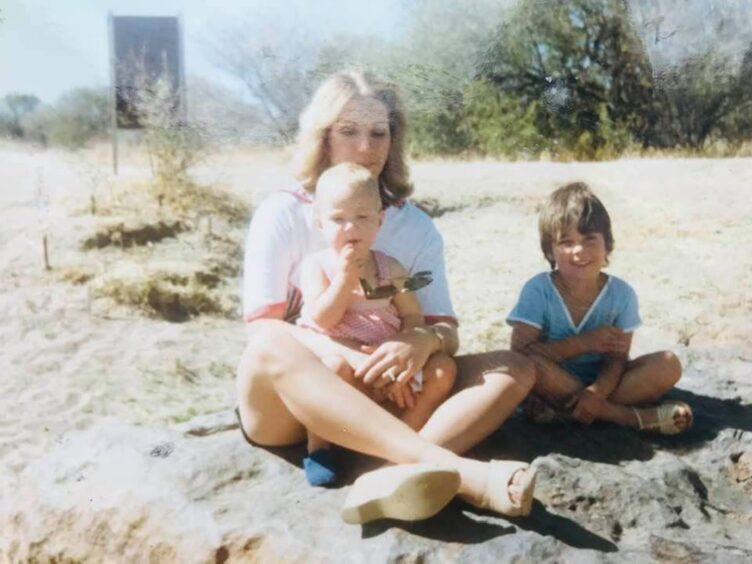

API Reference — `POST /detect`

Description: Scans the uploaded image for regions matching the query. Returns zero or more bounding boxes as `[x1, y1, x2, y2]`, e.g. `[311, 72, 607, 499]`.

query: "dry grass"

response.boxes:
[90, 261, 239, 322]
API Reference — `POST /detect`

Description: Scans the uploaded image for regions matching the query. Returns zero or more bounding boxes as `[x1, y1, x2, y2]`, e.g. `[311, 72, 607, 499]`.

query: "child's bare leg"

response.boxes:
[529, 354, 584, 406]
[607, 351, 690, 431]
[531, 351, 690, 431]
[400, 353, 457, 431]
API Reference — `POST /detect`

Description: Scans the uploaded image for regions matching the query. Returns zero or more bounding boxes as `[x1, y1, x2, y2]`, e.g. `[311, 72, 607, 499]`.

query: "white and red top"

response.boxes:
[242, 187, 457, 325]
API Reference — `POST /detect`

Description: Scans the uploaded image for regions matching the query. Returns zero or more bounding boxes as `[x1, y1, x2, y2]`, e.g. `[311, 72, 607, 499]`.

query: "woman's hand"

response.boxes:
[355, 328, 437, 388]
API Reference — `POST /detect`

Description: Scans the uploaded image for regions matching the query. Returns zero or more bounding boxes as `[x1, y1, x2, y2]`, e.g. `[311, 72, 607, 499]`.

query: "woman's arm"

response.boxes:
[390, 258, 426, 331]
[242, 194, 297, 322]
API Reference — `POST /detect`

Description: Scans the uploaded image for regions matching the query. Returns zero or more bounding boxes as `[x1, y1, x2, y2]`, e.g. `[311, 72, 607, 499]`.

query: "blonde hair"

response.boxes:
[315, 163, 381, 210]
[293, 70, 412, 206]
[539, 182, 615, 269]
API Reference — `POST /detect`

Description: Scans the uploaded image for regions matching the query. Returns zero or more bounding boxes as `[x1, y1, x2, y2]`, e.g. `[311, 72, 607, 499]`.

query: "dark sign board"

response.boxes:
[110, 16, 183, 129]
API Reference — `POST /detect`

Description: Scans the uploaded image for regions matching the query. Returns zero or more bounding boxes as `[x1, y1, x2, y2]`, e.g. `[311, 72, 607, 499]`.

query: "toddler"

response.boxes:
[298, 163, 456, 485]
[508, 182, 692, 433]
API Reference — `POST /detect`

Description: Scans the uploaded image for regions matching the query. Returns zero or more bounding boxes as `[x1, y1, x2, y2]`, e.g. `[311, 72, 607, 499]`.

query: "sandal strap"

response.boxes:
[632, 407, 645, 430]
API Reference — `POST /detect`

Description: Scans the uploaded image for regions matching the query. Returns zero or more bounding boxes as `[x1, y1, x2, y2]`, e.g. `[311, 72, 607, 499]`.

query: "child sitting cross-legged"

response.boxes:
[507, 182, 692, 434]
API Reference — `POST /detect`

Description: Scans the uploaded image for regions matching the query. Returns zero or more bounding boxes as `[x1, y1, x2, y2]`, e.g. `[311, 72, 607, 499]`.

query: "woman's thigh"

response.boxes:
[237, 321, 373, 446]
[453, 349, 535, 392]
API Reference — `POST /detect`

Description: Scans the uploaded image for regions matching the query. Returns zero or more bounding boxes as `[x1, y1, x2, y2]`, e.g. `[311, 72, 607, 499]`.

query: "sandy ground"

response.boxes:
[1, 143, 751, 485]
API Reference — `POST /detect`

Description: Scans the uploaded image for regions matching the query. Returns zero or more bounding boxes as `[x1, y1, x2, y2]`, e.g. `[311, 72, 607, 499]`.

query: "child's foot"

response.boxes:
[632, 401, 693, 435]
[304, 448, 338, 487]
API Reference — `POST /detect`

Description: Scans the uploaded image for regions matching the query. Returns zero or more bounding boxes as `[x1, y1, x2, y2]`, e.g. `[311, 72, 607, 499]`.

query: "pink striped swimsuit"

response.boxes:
[299, 250, 402, 344]
[298, 250, 424, 392]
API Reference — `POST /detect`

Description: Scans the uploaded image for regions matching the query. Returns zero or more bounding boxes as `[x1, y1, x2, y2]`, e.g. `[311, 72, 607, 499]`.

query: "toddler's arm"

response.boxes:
[299, 249, 361, 330]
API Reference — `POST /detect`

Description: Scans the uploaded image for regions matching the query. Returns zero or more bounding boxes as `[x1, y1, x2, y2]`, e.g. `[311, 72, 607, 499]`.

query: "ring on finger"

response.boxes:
[385, 367, 399, 382]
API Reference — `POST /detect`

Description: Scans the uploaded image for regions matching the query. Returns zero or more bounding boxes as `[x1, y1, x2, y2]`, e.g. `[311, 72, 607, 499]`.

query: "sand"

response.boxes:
[1, 143, 750, 486]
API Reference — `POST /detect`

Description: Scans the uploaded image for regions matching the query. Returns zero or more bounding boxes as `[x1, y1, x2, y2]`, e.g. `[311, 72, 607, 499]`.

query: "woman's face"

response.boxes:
[327, 97, 391, 177]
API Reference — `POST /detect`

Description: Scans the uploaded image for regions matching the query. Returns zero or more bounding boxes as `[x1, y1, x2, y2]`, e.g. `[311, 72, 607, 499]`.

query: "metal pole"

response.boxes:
[177, 12, 187, 124]
[108, 11, 118, 175]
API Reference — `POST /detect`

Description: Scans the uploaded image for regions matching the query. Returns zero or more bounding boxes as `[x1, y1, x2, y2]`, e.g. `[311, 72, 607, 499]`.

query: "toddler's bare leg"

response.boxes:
[400, 353, 457, 431]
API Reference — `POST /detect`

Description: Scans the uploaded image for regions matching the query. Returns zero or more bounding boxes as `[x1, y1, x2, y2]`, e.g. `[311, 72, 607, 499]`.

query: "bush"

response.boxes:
[461, 80, 548, 158]
[22, 88, 108, 149]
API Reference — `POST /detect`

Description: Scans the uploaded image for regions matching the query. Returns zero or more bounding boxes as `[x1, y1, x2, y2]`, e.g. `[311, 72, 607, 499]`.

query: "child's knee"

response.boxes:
[423, 353, 457, 396]
[661, 351, 682, 384]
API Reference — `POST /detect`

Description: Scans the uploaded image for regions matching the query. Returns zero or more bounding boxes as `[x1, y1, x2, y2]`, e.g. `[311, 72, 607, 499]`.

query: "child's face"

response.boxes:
[315, 185, 383, 256]
[552, 225, 607, 281]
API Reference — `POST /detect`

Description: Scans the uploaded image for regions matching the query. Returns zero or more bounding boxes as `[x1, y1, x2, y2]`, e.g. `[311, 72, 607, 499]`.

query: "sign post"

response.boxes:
[108, 14, 184, 175]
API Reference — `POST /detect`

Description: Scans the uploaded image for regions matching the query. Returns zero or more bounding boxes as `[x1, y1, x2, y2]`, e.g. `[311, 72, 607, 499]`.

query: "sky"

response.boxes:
[0, 0, 405, 103]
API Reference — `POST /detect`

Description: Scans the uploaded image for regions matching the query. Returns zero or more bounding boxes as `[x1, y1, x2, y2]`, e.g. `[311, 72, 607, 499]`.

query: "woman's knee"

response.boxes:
[237, 319, 294, 386]
[502, 351, 536, 392]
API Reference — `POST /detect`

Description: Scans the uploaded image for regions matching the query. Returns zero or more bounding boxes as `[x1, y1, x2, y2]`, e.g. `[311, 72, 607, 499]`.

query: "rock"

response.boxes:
[2, 409, 752, 562]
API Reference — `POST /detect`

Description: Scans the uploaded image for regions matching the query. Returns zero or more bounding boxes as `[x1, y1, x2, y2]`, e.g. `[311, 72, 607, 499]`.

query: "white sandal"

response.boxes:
[633, 401, 693, 435]
[473, 460, 537, 517]
[341, 463, 461, 524]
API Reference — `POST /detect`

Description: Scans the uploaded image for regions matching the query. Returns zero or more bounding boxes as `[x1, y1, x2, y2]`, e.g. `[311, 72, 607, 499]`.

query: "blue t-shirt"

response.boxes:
[506, 272, 642, 382]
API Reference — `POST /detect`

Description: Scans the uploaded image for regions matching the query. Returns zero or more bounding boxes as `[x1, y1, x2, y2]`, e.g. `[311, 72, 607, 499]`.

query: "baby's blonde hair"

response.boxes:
[315, 163, 381, 212]
[292, 70, 412, 206]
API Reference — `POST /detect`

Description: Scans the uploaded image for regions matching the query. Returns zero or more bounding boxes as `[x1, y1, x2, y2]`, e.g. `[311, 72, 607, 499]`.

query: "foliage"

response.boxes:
[125, 64, 210, 205]
[461, 79, 548, 158]
[37, 89, 107, 148]
[476, 0, 651, 158]
[408, 88, 472, 156]
[650, 48, 752, 149]
[206, 7, 321, 144]
[0, 93, 40, 138]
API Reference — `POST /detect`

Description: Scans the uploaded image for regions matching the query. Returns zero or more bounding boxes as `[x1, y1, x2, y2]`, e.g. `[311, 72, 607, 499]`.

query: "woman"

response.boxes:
[237, 70, 538, 520]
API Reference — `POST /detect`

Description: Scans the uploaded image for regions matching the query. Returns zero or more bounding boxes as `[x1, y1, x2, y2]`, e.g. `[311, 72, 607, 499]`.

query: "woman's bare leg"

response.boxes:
[307, 354, 360, 453]
[236, 320, 530, 505]
[418, 351, 536, 454]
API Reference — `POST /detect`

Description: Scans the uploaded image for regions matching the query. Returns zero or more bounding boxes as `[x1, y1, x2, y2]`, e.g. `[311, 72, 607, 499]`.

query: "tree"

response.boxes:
[21, 88, 107, 149]
[205, 7, 322, 143]
[629, 0, 752, 149]
[3, 93, 40, 138]
[477, 0, 653, 157]
[650, 51, 746, 149]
